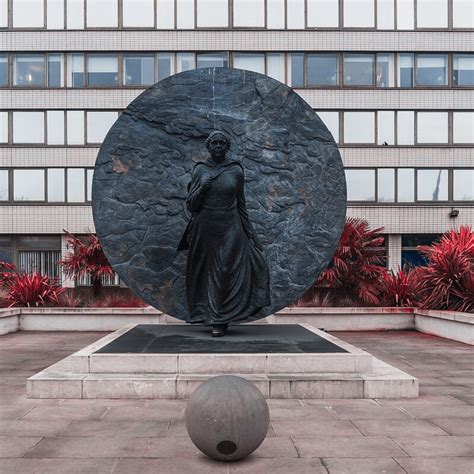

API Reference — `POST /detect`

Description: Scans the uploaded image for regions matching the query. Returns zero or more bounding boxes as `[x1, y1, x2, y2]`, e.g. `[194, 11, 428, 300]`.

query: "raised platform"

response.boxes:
[27, 324, 418, 399]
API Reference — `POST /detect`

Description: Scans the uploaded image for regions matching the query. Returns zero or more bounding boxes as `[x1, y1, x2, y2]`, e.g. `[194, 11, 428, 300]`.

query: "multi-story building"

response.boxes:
[0, 0, 472, 288]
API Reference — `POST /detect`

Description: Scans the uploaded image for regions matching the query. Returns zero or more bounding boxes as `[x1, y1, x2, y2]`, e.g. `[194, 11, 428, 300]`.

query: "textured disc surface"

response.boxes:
[92, 67, 346, 321]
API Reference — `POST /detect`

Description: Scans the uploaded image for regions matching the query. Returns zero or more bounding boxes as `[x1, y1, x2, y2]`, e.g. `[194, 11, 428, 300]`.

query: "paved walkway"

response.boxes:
[0, 330, 472, 473]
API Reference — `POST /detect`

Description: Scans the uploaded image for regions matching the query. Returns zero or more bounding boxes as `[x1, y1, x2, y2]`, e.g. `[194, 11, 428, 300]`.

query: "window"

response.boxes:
[124, 54, 154, 86]
[0, 54, 7, 86]
[156, 0, 174, 28]
[13, 112, 44, 143]
[0, 112, 7, 143]
[196, 0, 228, 27]
[14, 169, 45, 201]
[308, 54, 338, 86]
[377, 168, 395, 202]
[344, 112, 375, 143]
[47, 168, 65, 202]
[416, 55, 448, 86]
[401, 234, 439, 267]
[417, 112, 448, 144]
[288, 53, 304, 87]
[345, 169, 375, 201]
[453, 170, 474, 201]
[68, 54, 85, 87]
[0, 170, 8, 201]
[48, 54, 63, 87]
[123, 0, 154, 27]
[397, 111, 414, 145]
[233, 54, 265, 74]
[67, 169, 85, 202]
[317, 111, 339, 143]
[377, 111, 394, 145]
[287, 0, 305, 28]
[177, 0, 194, 28]
[397, 168, 415, 202]
[376, 53, 394, 87]
[233, 0, 264, 27]
[67, 0, 85, 29]
[17, 236, 61, 279]
[47, 0, 64, 29]
[87, 54, 118, 86]
[87, 0, 118, 27]
[13, 54, 45, 86]
[12, 0, 44, 27]
[87, 169, 94, 201]
[398, 53, 414, 87]
[47, 111, 65, 145]
[67, 111, 84, 144]
[344, 54, 374, 86]
[267, 0, 285, 28]
[196, 53, 228, 68]
[453, 55, 474, 86]
[377, 0, 394, 29]
[157, 53, 173, 81]
[453, 112, 474, 144]
[177, 53, 195, 72]
[343, 0, 374, 27]
[307, 0, 339, 27]
[267, 53, 285, 82]
[86, 111, 118, 143]
[417, 169, 448, 201]
[0, 0, 7, 27]
[417, 0, 447, 28]
[453, 0, 474, 28]
[397, 0, 414, 29]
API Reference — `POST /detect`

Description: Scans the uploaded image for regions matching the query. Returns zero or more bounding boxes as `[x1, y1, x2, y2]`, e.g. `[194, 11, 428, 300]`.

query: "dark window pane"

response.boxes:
[344, 54, 374, 86]
[453, 54, 474, 86]
[17, 235, 61, 250]
[290, 53, 304, 87]
[398, 53, 413, 87]
[157, 53, 172, 81]
[13, 54, 45, 86]
[87, 54, 118, 86]
[401, 250, 428, 268]
[48, 54, 62, 87]
[124, 54, 154, 85]
[196, 53, 228, 69]
[401, 234, 440, 247]
[307, 54, 338, 86]
[416, 55, 447, 86]
[0, 54, 8, 86]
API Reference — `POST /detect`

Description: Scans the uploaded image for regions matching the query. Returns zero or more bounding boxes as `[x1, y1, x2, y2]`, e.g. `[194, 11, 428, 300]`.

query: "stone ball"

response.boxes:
[185, 375, 270, 461]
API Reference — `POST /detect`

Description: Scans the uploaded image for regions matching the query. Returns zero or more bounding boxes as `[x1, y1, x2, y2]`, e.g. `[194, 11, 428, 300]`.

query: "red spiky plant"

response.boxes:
[59, 231, 115, 298]
[301, 217, 386, 306]
[415, 226, 473, 312]
[377, 269, 419, 307]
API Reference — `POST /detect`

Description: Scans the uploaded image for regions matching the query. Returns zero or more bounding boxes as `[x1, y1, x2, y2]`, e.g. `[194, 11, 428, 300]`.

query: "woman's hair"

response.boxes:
[205, 130, 231, 150]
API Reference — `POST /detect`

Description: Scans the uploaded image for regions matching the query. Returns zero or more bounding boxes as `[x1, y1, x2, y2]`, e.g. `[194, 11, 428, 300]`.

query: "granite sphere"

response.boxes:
[92, 67, 347, 321]
[185, 375, 269, 461]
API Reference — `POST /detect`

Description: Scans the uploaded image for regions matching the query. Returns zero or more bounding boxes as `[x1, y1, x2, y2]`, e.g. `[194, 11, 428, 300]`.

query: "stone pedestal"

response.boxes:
[27, 324, 418, 399]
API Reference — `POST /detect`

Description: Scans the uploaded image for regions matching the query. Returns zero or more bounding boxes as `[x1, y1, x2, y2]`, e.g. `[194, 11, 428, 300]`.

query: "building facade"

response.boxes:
[0, 0, 472, 286]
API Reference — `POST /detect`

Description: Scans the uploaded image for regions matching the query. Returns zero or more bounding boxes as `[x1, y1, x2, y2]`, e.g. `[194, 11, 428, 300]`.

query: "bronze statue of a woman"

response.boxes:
[178, 131, 270, 336]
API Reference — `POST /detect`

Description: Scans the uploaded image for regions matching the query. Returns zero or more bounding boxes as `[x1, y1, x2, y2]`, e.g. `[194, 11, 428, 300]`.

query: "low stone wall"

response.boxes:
[0, 306, 472, 345]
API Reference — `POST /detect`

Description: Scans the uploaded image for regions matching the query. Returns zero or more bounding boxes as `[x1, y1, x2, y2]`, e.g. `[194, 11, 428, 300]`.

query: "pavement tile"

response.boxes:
[0, 459, 41, 473]
[395, 456, 474, 474]
[402, 405, 474, 419]
[113, 457, 227, 473]
[22, 406, 109, 421]
[352, 419, 448, 436]
[269, 406, 334, 420]
[305, 399, 378, 407]
[429, 417, 474, 436]
[25, 436, 148, 458]
[375, 395, 466, 406]
[331, 406, 409, 420]
[293, 436, 407, 458]
[0, 420, 71, 437]
[392, 436, 474, 457]
[103, 406, 180, 421]
[272, 419, 362, 437]
[229, 456, 327, 473]
[61, 420, 170, 437]
[323, 457, 406, 473]
[0, 436, 42, 458]
[0, 405, 35, 420]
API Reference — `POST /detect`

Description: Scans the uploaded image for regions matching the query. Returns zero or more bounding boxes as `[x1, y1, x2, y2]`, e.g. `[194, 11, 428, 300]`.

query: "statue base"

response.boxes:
[27, 324, 418, 399]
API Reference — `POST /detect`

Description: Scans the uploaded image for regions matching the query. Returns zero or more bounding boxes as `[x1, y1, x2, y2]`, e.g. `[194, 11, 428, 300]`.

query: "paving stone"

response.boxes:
[293, 436, 407, 458]
[61, 420, 170, 437]
[395, 456, 474, 474]
[25, 436, 148, 458]
[113, 457, 227, 473]
[0, 420, 70, 437]
[402, 405, 474, 419]
[351, 419, 448, 436]
[269, 406, 334, 420]
[323, 457, 406, 473]
[229, 457, 327, 473]
[272, 419, 362, 437]
[330, 406, 409, 420]
[0, 436, 42, 458]
[103, 406, 182, 421]
[375, 395, 466, 406]
[392, 436, 474, 457]
[22, 406, 109, 421]
[0, 405, 35, 420]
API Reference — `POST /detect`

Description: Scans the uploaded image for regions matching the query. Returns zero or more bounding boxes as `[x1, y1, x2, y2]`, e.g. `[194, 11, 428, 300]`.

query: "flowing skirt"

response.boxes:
[186, 207, 270, 325]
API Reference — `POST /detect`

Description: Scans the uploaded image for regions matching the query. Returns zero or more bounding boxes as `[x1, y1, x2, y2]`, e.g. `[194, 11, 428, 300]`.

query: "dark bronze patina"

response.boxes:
[178, 131, 270, 336]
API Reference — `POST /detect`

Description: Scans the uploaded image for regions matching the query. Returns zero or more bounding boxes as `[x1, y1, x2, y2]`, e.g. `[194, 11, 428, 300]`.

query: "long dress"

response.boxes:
[177, 158, 270, 325]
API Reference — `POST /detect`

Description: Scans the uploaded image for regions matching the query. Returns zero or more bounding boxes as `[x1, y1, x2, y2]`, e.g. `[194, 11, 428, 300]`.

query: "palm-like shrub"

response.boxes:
[3, 272, 64, 307]
[415, 226, 473, 312]
[302, 217, 386, 306]
[377, 269, 419, 307]
[59, 231, 115, 298]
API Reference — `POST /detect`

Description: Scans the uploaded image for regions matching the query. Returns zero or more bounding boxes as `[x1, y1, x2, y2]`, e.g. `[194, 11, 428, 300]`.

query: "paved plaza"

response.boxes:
[0, 330, 472, 473]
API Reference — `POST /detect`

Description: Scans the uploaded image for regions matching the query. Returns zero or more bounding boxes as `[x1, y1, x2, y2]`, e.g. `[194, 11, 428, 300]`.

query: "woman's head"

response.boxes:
[206, 131, 231, 159]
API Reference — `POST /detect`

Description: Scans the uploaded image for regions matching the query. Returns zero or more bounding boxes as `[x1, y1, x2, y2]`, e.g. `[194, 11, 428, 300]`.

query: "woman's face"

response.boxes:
[209, 137, 229, 159]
